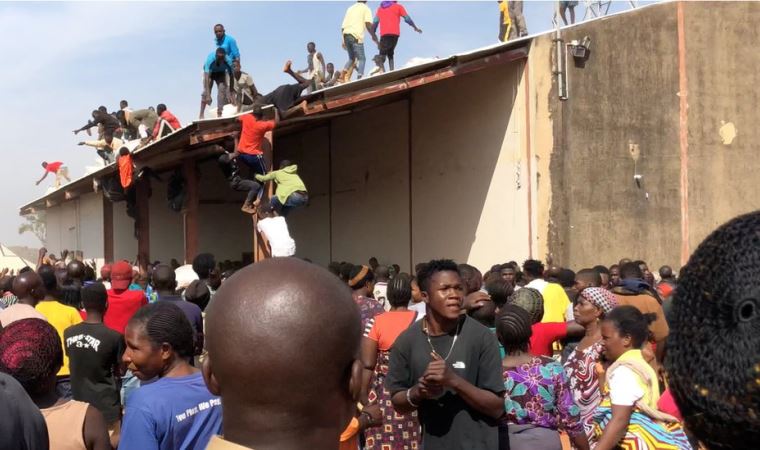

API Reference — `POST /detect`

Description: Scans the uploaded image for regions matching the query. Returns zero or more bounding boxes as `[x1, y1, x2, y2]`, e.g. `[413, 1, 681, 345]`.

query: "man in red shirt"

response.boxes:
[233, 105, 280, 177]
[36, 161, 71, 188]
[371, 1, 422, 73]
[152, 103, 182, 139]
[104, 260, 147, 335]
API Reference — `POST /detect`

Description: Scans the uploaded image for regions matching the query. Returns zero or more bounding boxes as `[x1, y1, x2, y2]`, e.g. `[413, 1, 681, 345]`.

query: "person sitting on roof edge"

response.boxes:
[255, 159, 308, 217]
[152, 104, 182, 140]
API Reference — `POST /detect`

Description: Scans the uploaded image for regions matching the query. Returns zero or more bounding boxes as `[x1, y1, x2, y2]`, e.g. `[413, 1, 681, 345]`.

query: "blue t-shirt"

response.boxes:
[204, 52, 233, 74]
[119, 372, 222, 450]
[215, 34, 240, 61]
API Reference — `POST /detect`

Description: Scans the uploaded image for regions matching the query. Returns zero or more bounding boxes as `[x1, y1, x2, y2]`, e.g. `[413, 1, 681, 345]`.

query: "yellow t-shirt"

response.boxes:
[341, 3, 373, 43]
[499, 1, 510, 25]
[539, 283, 571, 323]
[36, 301, 82, 376]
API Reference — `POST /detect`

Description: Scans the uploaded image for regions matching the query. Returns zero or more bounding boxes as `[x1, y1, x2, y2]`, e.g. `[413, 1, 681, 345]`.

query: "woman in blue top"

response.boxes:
[120, 302, 222, 450]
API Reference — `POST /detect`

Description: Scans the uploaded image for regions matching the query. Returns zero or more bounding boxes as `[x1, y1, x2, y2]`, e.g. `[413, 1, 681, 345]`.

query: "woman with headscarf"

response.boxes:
[496, 305, 589, 450]
[361, 274, 420, 449]
[562, 287, 617, 448]
[593, 306, 691, 450]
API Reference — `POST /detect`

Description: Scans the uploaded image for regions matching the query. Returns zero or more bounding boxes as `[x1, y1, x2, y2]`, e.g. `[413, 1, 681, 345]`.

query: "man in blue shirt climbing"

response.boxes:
[200, 47, 234, 119]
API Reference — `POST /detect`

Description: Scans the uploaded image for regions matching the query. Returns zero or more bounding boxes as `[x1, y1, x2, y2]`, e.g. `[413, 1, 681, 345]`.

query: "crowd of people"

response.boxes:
[1, 209, 757, 450]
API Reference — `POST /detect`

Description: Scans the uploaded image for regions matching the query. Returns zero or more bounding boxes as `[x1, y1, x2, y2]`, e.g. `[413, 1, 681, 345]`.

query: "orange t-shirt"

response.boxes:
[238, 115, 275, 155]
[366, 310, 417, 351]
[118, 154, 133, 188]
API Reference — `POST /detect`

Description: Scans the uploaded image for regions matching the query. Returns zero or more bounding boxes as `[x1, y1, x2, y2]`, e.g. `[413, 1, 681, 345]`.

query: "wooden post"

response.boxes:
[183, 160, 199, 264]
[136, 179, 150, 271]
[253, 131, 274, 262]
[103, 196, 114, 263]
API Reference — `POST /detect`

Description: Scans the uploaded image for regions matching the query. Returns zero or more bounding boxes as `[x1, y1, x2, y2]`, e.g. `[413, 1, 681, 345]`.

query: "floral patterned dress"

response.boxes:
[364, 311, 420, 450]
[502, 356, 583, 435]
[563, 341, 604, 448]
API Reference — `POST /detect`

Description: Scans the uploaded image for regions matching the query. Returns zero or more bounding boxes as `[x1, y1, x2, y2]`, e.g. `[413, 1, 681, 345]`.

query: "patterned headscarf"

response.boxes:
[578, 287, 617, 317]
[507, 287, 544, 324]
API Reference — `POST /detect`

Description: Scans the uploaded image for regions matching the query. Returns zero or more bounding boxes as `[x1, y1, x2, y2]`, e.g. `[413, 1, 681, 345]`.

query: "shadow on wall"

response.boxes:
[411, 62, 524, 268]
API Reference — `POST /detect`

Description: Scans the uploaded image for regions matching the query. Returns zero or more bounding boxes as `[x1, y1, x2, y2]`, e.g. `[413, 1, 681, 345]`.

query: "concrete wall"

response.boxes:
[682, 1, 760, 253]
[411, 61, 530, 271]
[536, 1, 760, 269]
[540, 2, 683, 269]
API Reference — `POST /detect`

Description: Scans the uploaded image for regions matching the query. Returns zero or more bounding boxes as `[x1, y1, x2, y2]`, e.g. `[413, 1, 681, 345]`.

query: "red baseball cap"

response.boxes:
[111, 261, 133, 290]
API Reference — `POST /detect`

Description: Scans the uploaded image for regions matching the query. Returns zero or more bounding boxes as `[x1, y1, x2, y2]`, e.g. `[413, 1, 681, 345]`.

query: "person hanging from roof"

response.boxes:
[233, 104, 279, 178]
[217, 152, 262, 215]
[255, 159, 308, 217]
[36, 161, 71, 188]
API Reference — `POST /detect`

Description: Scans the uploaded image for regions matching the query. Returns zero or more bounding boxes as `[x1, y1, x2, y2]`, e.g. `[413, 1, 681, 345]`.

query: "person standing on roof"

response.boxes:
[255, 159, 308, 217]
[508, 0, 528, 39]
[201, 47, 234, 119]
[214, 23, 240, 63]
[152, 103, 182, 139]
[559, 1, 578, 25]
[498, 0, 511, 42]
[341, 0, 379, 81]
[296, 42, 326, 93]
[370, 1, 422, 75]
[36, 161, 71, 188]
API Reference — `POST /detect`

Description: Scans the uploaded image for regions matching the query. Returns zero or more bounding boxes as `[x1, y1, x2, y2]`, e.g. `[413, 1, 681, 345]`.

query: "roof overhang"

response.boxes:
[19, 38, 529, 216]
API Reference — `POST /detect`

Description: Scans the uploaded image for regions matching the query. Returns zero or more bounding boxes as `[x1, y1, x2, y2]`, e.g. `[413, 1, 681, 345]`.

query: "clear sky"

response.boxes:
[1, 0, 644, 248]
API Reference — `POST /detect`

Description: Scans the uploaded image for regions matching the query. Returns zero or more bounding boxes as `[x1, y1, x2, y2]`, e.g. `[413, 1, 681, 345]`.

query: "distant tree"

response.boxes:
[18, 212, 46, 244]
